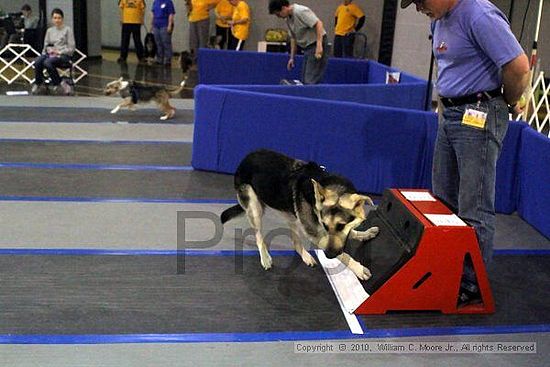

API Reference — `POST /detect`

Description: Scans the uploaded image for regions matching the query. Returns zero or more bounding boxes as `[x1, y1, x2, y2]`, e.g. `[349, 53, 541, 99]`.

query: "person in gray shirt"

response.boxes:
[32, 8, 75, 95]
[269, 0, 328, 84]
[21, 4, 38, 30]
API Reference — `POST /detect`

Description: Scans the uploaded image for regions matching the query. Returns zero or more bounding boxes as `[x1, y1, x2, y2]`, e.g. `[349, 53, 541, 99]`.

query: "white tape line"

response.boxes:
[316, 249, 368, 335]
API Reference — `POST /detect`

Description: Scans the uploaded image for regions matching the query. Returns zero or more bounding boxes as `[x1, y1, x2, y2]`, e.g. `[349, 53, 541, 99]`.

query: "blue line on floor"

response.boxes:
[0, 138, 192, 145]
[0, 249, 297, 256]
[0, 162, 194, 171]
[1, 324, 548, 344]
[0, 196, 237, 204]
[1, 248, 546, 257]
[494, 249, 550, 256]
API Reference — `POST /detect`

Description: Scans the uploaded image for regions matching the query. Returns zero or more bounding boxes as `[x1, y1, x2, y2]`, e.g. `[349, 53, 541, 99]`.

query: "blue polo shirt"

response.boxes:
[432, 0, 524, 98]
[152, 0, 175, 28]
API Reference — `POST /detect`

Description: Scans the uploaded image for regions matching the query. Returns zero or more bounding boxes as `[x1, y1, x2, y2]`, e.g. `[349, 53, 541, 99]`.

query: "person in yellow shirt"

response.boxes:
[214, 0, 235, 49]
[227, 0, 250, 51]
[188, 0, 217, 56]
[334, 0, 365, 58]
[118, 0, 146, 64]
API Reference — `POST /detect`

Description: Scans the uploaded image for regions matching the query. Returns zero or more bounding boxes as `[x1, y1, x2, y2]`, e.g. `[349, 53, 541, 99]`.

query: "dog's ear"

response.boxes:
[312, 180, 338, 208]
[353, 194, 374, 207]
[311, 179, 325, 210]
[340, 193, 374, 219]
[118, 77, 123, 82]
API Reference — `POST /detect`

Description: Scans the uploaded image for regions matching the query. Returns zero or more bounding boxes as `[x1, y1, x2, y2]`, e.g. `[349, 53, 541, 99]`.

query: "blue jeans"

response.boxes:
[153, 27, 173, 65]
[432, 96, 509, 290]
[34, 54, 71, 85]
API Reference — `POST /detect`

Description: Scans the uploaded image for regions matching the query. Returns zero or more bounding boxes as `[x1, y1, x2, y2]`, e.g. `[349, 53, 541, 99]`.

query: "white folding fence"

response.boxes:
[0, 43, 88, 85]
[517, 71, 550, 138]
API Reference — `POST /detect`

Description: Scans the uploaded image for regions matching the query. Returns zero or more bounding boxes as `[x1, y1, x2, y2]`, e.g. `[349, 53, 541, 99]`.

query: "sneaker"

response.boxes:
[31, 83, 40, 94]
[117, 57, 126, 64]
[49, 85, 61, 95]
[31, 84, 48, 95]
[60, 80, 72, 95]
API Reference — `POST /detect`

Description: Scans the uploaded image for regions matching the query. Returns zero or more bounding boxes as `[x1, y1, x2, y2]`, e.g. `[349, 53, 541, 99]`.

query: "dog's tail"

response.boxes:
[169, 78, 188, 97]
[220, 204, 244, 224]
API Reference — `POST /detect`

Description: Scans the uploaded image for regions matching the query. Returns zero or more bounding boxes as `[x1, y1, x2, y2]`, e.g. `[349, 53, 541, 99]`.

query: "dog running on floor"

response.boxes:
[221, 149, 380, 280]
[103, 77, 186, 120]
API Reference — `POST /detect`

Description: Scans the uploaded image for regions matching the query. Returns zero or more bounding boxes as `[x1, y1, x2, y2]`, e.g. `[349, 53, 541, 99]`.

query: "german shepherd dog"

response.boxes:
[221, 149, 380, 280]
[103, 77, 185, 120]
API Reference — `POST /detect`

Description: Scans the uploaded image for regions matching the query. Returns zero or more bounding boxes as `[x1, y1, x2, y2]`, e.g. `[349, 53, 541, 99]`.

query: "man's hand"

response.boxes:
[315, 45, 323, 59]
[287, 58, 295, 70]
[510, 94, 527, 119]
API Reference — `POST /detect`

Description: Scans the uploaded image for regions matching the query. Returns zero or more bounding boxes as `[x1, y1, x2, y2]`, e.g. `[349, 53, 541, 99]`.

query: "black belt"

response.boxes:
[440, 88, 502, 108]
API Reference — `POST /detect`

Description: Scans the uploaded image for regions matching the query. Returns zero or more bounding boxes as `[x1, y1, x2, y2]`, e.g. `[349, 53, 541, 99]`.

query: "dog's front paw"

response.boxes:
[260, 252, 273, 270]
[110, 107, 120, 114]
[352, 263, 372, 281]
[301, 252, 317, 267]
[160, 115, 168, 120]
[353, 226, 380, 241]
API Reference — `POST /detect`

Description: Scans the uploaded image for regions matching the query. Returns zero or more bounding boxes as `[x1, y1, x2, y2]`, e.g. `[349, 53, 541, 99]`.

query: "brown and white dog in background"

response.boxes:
[103, 77, 185, 120]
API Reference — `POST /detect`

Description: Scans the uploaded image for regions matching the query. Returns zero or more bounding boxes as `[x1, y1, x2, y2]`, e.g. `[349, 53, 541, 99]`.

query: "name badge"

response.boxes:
[462, 108, 487, 129]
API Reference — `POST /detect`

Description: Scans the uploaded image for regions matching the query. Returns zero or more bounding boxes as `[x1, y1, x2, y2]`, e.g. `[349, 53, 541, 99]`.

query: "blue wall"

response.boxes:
[192, 85, 550, 238]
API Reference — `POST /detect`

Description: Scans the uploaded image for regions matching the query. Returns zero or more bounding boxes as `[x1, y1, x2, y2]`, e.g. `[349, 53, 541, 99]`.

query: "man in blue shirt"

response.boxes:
[151, 0, 175, 66]
[401, 0, 529, 305]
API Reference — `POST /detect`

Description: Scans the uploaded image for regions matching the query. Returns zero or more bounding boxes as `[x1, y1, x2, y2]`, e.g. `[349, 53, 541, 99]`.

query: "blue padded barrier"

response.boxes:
[495, 121, 527, 214]
[198, 49, 427, 87]
[199, 49, 302, 85]
[192, 85, 550, 235]
[517, 127, 550, 238]
[367, 61, 427, 85]
[221, 84, 427, 111]
[192, 86, 437, 194]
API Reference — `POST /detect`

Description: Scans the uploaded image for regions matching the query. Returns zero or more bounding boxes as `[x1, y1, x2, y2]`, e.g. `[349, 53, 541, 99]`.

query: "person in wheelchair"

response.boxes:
[31, 8, 75, 95]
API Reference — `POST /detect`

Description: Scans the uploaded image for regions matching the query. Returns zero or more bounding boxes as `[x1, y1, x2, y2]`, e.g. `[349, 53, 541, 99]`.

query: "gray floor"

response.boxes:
[0, 106, 195, 124]
[0, 333, 547, 367]
[0, 93, 548, 366]
[0, 140, 192, 166]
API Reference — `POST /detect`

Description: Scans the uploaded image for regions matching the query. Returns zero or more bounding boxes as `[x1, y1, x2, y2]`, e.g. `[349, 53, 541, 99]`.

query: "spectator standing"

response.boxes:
[214, 0, 234, 49]
[228, 0, 250, 51]
[151, 0, 175, 66]
[118, 0, 146, 64]
[334, 0, 365, 58]
[188, 0, 217, 57]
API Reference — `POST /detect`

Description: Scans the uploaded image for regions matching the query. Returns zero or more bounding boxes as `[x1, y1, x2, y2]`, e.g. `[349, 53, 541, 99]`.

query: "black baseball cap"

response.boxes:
[401, 0, 414, 8]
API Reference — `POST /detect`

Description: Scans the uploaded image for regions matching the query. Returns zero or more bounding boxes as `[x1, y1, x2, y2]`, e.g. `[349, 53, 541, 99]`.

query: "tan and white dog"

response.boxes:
[103, 78, 186, 120]
[221, 149, 379, 280]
